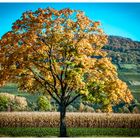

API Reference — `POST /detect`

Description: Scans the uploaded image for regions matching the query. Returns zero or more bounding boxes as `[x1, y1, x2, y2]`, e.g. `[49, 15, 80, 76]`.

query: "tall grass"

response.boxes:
[0, 112, 140, 128]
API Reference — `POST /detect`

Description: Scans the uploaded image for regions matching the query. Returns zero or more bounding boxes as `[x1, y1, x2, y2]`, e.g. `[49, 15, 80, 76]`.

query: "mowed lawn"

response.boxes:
[0, 127, 140, 137]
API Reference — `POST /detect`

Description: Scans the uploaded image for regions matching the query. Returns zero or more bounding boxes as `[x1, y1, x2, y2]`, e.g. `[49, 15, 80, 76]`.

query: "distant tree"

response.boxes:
[37, 96, 51, 111]
[0, 8, 133, 137]
[0, 95, 8, 111]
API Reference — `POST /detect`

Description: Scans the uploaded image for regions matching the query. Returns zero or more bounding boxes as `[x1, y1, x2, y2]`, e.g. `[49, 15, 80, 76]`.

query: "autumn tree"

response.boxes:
[0, 7, 133, 137]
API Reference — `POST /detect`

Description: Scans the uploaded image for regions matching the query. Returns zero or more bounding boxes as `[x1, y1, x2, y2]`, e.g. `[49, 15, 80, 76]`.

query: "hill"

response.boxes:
[103, 36, 140, 102]
[103, 35, 140, 66]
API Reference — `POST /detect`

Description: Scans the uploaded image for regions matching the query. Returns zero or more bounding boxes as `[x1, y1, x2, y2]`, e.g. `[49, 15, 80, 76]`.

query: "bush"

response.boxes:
[27, 101, 38, 111]
[84, 105, 95, 112]
[0, 96, 9, 111]
[132, 107, 140, 114]
[79, 103, 85, 112]
[0, 93, 28, 111]
[37, 96, 51, 111]
[122, 106, 130, 113]
[79, 103, 94, 112]
[71, 96, 81, 110]
[66, 105, 77, 112]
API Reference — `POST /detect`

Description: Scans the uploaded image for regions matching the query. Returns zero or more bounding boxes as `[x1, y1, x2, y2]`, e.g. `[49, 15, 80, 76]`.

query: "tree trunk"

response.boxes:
[60, 104, 67, 137]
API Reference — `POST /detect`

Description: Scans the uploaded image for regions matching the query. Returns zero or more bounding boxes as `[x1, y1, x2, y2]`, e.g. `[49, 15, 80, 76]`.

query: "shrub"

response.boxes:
[15, 96, 27, 109]
[122, 106, 130, 113]
[79, 103, 94, 112]
[27, 101, 38, 111]
[95, 109, 102, 113]
[79, 103, 85, 112]
[132, 107, 140, 114]
[84, 105, 95, 112]
[37, 96, 51, 111]
[71, 97, 81, 110]
[0, 93, 28, 111]
[66, 105, 77, 112]
[0, 96, 9, 111]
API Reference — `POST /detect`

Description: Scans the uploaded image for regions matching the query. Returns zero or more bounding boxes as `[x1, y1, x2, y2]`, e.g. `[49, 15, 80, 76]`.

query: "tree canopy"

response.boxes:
[0, 7, 133, 113]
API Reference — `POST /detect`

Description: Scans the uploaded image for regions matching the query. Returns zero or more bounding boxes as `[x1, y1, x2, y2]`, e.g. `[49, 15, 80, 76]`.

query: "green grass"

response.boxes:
[128, 85, 140, 101]
[0, 128, 140, 137]
[119, 72, 140, 81]
[0, 83, 40, 103]
[119, 64, 138, 69]
[0, 83, 18, 94]
[118, 65, 140, 102]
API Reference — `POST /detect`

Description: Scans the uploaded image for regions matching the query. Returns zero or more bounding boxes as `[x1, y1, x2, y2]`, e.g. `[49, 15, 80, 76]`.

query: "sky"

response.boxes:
[0, 3, 140, 41]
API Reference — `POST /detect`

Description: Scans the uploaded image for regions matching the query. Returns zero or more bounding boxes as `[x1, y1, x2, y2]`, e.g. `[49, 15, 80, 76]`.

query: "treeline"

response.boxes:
[103, 36, 140, 65]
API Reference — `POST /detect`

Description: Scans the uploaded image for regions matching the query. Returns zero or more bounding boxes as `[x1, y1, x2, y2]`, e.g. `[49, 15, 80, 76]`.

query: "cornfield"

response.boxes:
[0, 112, 140, 128]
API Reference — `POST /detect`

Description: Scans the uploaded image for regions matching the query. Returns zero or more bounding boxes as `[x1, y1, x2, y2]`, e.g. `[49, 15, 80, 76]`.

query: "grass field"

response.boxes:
[119, 72, 140, 102]
[118, 72, 140, 82]
[0, 127, 140, 137]
[118, 71, 140, 100]
[119, 64, 138, 69]
[117, 64, 140, 102]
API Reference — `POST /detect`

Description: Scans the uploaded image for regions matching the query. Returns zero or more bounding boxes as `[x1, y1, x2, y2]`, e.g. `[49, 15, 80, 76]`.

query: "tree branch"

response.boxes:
[66, 93, 81, 107]
[33, 72, 60, 105]
[27, 67, 61, 103]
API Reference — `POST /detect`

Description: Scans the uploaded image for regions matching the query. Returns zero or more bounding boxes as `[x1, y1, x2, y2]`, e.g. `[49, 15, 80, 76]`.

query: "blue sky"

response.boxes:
[0, 3, 140, 41]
